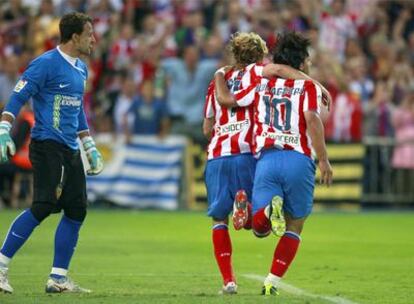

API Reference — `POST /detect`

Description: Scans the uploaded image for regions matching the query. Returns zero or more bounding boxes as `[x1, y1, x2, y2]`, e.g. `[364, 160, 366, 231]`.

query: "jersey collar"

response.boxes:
[57, 46, 78, 67]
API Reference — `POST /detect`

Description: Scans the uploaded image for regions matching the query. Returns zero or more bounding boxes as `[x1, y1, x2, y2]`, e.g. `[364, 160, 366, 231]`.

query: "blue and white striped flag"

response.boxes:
[85, 135, 186, 210]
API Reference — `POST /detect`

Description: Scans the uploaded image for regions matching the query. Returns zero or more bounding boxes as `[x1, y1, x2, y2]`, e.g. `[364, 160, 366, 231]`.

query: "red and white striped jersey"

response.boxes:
[236, 64, 323, 158]
[203, 65, 263, 160]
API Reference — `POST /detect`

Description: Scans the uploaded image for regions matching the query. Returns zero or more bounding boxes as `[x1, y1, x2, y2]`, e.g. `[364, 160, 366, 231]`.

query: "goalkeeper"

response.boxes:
[0, 12, 103, 294]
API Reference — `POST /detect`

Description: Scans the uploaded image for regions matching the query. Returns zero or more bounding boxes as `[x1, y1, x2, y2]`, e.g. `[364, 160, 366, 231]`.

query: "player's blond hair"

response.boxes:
[229, 32, 268, 65]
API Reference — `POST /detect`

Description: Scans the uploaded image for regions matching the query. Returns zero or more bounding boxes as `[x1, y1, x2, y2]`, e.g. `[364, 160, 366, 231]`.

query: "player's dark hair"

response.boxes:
[272, 32, 311, 70]
[59, 12, 92, 43]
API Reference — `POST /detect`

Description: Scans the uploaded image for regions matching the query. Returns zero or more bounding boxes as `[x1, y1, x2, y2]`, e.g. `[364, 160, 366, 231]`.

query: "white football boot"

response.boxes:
[220, 281, 237, 295]
[0, 266, 13, 294]
[45, 276, 91, 293]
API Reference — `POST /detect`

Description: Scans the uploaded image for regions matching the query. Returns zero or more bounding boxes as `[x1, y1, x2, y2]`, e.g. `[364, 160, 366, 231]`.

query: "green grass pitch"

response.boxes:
[0, 210, 413, 303]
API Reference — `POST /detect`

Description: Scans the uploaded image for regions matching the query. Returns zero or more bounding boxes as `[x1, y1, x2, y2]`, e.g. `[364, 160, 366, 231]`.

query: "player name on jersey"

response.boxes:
[255, 83, 304, 96]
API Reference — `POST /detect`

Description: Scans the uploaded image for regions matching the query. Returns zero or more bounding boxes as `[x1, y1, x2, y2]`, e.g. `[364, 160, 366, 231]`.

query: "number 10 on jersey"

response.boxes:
[263, 96, 292, 132]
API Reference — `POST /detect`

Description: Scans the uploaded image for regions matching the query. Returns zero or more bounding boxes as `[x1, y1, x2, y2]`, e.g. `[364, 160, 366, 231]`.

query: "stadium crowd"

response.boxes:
[0, 0, 413, 205]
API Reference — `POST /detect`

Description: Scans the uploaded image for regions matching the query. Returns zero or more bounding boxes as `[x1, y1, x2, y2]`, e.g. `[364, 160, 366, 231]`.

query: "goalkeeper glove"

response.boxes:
[82, 136, 104, 176]
[0, 121, 15, 163]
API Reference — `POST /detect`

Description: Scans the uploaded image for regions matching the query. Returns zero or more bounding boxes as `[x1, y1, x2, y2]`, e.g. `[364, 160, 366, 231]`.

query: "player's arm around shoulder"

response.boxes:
[78, 130, 104, 176]
[214, 66, 257, 108]
[262, 63, 309, 80]
[214, 67, 237, 108]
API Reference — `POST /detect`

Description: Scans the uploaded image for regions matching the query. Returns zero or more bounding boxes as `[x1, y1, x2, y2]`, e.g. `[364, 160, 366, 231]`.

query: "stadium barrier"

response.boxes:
[362, 136, 414, 205]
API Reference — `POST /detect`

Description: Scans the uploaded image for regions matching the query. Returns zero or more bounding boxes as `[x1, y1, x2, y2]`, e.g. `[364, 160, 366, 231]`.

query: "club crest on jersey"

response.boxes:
[13, 79, 27, 93]
[227, 78, 243, 92]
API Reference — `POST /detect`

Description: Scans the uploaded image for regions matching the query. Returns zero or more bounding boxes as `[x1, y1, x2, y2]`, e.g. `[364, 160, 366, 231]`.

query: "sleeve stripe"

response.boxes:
[234, 83, 256, 100]
[234, 65, 261, 107]
[211, 91, 216, 114]
[205, 96, 213, 118]
[203, 94, 210, 117]
[315, 84, 322, 112]
[203, 82, 215, 118]
[306, 83, 317, 111]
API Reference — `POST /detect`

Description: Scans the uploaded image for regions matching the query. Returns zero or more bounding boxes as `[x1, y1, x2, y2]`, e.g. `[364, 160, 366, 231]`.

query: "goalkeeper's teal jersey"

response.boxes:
[4, 48, 89, 150]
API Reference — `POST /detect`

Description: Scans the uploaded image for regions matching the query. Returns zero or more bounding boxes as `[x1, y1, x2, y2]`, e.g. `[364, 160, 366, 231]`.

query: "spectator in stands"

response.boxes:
[9, 104, 34, 208]
[107, 23, 138, 71]
[0, 54, 20, 107]
[140, 13, 171, 52]
[87, 0, 120, 41]
[331, 80, 362, 142]
[161, 45, 218, 141]
[344, 38, 364, 60]
[125, 80, 170, 140]
[388, 50, 413, 106]
[56, 0, 85, 16]
[364, 80, 394, 139]
[31, 0, 60, 56]
[368, 34, 394, 80]
[280, 0, 312, 32]
[318, 0, 357, 62]
[113, 74, 137, 134]
[362, 80, 394, 196]
[391, 85, 414, 199]
[0, 104, 33, 209]
[175, 9, 208, 49]
[201, 34, 222, 60]
[408, 32, 414, 65]
[1, 0, 28, 22]
[0, 0, 30, 46]
[216, 1, 251, 42]
[347, 56, 375, 105]
[10, 104, 33, 171]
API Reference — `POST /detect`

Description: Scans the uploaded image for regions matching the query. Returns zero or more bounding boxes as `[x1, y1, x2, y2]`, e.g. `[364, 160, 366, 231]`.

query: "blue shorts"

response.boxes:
[205, 154, 256, 220]
[252, 149, 316, 219]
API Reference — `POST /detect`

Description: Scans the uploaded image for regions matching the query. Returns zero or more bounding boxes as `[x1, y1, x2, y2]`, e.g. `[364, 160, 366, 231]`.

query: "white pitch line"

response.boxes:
[10, 273, 217, 277]
[243, 274, 359, 304]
